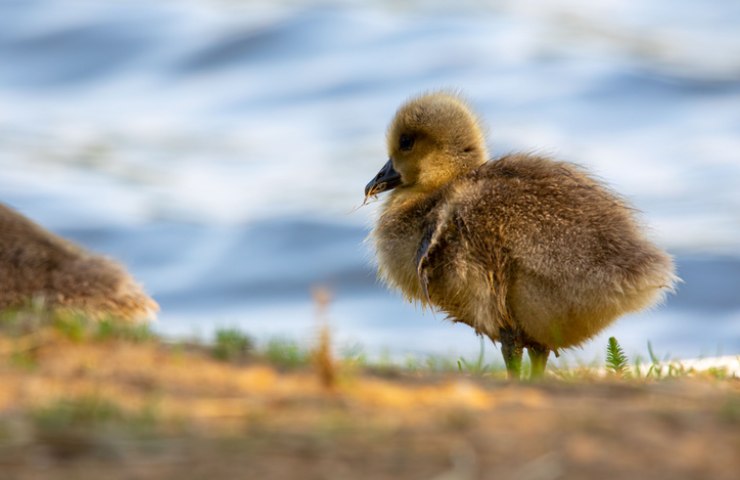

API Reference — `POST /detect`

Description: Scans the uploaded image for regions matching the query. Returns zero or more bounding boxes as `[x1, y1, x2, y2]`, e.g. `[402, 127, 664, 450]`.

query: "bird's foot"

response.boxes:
[500, 327, 524, 380]
[527, 343, 550, 380]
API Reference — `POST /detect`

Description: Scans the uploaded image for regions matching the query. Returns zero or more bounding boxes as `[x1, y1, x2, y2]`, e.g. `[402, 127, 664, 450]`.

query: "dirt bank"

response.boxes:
[0, 324, 738, 479]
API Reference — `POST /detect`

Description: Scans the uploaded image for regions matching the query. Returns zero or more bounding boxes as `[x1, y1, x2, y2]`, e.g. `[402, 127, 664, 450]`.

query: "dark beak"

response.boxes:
[365, 159, 402, 197]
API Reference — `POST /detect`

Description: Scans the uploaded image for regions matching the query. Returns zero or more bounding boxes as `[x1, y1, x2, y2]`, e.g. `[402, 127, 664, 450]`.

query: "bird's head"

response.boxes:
[365, 92, 488, 199]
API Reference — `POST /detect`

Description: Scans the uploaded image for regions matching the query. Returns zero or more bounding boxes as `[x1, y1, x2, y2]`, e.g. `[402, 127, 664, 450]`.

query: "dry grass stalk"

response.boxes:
[311, 286, 336, 390]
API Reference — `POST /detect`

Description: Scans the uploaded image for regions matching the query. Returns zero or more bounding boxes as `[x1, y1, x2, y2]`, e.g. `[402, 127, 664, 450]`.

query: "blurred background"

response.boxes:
[1, 0, 738, 362]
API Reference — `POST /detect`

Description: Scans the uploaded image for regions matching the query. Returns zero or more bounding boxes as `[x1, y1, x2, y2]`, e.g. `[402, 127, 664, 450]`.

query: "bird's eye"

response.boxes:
[399, 133, 415, 152]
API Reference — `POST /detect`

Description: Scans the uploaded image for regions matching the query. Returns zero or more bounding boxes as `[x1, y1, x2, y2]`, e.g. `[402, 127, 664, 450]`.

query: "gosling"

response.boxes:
[0, 203, 158, 322]
[366, 92, 677, 379]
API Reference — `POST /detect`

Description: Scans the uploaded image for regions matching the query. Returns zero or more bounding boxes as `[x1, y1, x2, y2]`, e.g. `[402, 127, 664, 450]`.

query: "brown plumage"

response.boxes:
[0, 203, 158, 322]
[365, 92, 677, 379]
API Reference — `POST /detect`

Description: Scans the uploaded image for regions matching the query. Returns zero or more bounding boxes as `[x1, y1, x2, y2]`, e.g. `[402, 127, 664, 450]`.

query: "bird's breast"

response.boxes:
[371, 198, 431, 302]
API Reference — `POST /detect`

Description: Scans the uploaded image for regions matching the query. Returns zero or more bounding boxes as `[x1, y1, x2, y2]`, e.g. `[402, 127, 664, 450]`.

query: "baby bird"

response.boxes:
[366, 92, 676, 379]
[0, 204, 158, 322]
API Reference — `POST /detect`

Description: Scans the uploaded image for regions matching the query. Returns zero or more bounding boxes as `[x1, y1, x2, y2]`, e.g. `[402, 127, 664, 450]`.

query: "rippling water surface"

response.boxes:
[1, 0, 739, 361]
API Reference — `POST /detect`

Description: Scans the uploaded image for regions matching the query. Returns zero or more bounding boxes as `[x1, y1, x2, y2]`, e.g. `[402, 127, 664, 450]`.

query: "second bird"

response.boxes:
[365, 92, 677, 379]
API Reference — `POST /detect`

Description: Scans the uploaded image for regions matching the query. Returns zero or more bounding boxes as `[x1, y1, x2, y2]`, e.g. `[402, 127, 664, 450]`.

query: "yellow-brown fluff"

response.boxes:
[0, 203, 158, 322]
[366, 92, 677, 379]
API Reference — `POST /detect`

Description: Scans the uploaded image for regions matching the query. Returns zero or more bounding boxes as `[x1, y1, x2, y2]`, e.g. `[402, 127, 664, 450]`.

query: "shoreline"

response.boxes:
[0, 314, 738, 478]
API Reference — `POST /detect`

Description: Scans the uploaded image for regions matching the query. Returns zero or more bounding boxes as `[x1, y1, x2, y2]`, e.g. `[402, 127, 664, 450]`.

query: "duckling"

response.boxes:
[0, 204, 158, 322]
[366, 92, 677, 379]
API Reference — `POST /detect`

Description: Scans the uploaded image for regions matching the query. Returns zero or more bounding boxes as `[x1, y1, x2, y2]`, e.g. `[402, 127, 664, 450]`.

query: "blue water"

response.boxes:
[1, 0, 739, 362]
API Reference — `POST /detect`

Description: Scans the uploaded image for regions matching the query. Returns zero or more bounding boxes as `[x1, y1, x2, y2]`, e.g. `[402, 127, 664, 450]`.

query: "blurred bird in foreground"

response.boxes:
[366, 92, 676, 379]
[0, 204, 158, 322]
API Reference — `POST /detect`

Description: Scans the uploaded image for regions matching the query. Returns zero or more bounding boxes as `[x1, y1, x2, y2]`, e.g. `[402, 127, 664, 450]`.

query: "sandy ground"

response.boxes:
[0, 334, 738, 480]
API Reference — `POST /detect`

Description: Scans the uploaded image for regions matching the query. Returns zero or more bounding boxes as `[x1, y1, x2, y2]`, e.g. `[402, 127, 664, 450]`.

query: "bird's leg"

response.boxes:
[527, 343, 550, 380]
[499, 327, 523, 380]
